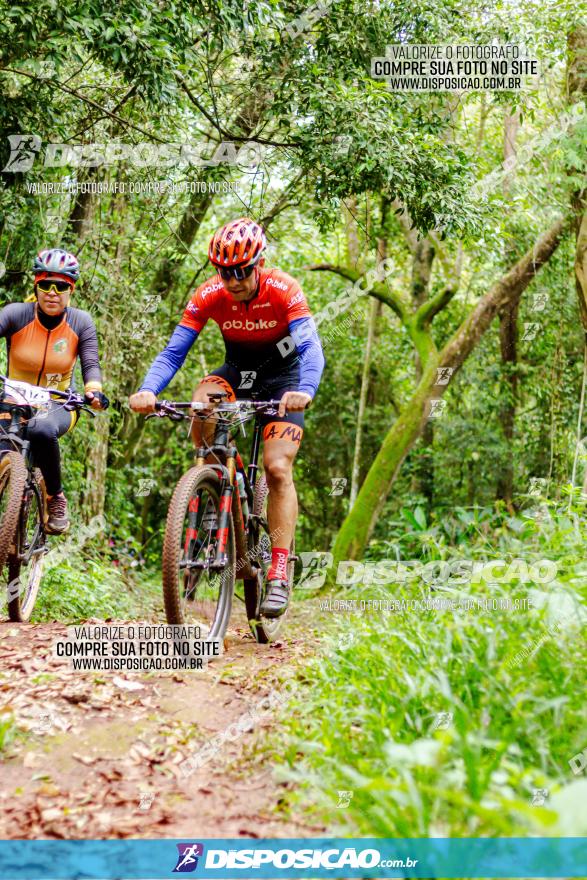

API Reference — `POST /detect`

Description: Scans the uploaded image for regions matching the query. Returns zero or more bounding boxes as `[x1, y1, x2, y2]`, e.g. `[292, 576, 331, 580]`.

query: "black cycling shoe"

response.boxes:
[260, 578, 290, 618]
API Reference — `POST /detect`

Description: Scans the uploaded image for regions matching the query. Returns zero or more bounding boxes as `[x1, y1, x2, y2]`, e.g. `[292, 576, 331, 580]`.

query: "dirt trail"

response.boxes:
[0, 606, 326, 839]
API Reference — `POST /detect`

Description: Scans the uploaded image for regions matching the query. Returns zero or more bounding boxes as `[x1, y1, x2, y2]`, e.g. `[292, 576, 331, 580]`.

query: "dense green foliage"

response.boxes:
[0, 0, 584, 558]
[36, 556, 161, 622]
[0, 0, 584, 549]
[0, 0, 585, 839]
[277, 499, 587, 836]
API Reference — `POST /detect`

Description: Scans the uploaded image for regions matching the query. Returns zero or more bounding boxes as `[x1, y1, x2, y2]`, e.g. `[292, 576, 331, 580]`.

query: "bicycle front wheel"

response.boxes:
[7, 470, 46, 623]
[0, 452, 27, 572]
[162, 465, 234, 639]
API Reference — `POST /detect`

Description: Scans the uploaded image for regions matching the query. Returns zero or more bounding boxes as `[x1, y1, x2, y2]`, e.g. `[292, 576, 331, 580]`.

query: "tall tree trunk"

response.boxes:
[566, 26, 587, 493]
[343, 196, 361, 269]
[415, 420, 434, 507]
[496, 298, 519, 508]
[330, 218, 568, 568]
[350, 201, 387, 503]
[575, 208, 587, 332]
[389, 198, 439, 504]
[350, 298, 380, 505]
[84, 194, 127, 521]
[496, 109, 521, 510]
[84, 415, 110, 522]
[63, 169, 97, 246]
[410, 236, 436, 502]
[151, 188, 214, 298]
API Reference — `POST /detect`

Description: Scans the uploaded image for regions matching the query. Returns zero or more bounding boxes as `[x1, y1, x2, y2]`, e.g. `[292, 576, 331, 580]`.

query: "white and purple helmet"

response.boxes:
[33, 248, 80, 282]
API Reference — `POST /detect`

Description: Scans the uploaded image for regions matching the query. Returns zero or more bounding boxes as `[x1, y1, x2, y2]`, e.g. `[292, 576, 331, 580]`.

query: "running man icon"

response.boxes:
[173, 843, 205, 873]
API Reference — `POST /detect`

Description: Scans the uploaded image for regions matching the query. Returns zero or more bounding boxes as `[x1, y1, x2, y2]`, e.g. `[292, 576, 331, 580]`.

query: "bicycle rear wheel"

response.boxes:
[7, 470, 46, 622]
[162, 465, 234, 639]
[244, 474, 295, 644]
[0, 452, 27, 572]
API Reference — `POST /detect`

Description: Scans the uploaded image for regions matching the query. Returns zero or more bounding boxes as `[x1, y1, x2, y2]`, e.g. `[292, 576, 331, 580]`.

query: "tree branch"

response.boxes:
[178, 75, 303, 148]
[0, 67, 165, 143]
[260, 172, 304, 227]
[307, 263, 360, 283]
[307, 263, 409, 322]
[390, 198, 419, 253]
[415, 283, 459, 328]
[368, 282, 408, 322]
[441, 215, 571, 373]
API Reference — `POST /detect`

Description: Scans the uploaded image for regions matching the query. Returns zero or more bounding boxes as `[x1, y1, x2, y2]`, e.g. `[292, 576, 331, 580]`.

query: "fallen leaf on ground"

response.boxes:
[113, 676, 145, 692]
[71, 753, 99, 766]
[40, 807, 62, 822]
[23, 752, 43, 768]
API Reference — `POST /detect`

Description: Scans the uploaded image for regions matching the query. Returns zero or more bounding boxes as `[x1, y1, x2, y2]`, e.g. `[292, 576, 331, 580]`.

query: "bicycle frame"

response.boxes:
[192, 413, 265, 578]
[150, 396, 280, 582]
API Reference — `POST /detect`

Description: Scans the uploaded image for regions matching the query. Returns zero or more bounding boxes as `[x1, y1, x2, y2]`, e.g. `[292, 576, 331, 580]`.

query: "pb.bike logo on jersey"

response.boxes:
[222, 319, 277, 331]
[266, 277, 288, 291]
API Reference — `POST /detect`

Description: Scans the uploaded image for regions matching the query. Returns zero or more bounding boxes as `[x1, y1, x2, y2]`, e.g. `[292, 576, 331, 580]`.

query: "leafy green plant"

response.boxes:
[0, 713, 20, 755]
[30, 555, 162, 623]
[275, 501, 587, 837]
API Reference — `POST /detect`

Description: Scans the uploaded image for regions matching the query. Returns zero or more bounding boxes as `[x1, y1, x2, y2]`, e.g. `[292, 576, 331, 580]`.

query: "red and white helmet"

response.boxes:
[208, 218, 266, 268]
[33, 248, 80, 282]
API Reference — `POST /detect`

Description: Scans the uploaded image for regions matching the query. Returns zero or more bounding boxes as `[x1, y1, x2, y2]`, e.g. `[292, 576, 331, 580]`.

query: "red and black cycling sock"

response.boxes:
[268, 547, 289, 582]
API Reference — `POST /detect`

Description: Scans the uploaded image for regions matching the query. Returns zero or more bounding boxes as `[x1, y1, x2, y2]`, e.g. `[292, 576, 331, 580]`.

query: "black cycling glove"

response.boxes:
[84, 390, 110, 410]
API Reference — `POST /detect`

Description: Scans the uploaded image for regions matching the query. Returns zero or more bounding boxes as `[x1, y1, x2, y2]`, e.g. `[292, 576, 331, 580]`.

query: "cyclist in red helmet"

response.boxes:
[130, 218, 324, 617]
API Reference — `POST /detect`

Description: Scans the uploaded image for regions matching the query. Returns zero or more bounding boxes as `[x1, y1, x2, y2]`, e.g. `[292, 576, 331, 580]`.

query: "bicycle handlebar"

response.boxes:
[0, 375, 97, 418]
[148, 398, 283, 422]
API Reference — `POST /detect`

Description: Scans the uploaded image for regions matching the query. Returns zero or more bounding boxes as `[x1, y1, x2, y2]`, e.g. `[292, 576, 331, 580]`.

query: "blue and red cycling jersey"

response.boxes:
[140, 267, 324, 397]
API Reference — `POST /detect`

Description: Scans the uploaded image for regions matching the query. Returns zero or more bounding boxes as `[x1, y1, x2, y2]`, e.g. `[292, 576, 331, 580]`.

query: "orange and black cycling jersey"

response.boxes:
[0, 302, 102, 392]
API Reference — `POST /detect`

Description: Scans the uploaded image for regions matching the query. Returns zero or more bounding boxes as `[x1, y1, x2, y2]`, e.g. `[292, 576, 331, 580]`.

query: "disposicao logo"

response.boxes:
[173, 843, 205, 872]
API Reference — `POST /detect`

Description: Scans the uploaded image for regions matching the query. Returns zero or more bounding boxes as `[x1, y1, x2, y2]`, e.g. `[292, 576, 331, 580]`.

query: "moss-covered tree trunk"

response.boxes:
[350, 205, 386, 505]
[333, 356, 441, 562]
[331, 218, 568, 567]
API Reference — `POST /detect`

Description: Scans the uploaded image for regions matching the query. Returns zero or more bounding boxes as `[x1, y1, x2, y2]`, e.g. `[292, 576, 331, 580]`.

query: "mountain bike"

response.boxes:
[0, 375, 95, 622]
[146, 394, 296, 643]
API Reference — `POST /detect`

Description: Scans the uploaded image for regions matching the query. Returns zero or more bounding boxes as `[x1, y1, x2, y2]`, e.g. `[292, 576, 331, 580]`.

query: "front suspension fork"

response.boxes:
[211, 449, 237, 570]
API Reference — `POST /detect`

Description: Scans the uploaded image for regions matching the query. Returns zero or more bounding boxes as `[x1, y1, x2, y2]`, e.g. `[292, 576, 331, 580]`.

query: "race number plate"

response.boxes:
[3, 379, 52, 407]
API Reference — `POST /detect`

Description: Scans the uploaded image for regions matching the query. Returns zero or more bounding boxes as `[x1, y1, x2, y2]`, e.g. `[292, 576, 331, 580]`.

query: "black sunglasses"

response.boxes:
[217, 263, 257, 282]
[36, 279, 72, 293]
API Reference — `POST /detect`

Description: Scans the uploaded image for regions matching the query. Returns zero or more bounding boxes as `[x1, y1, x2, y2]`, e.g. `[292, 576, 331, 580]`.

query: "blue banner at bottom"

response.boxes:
[0, 838, 585, 879]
